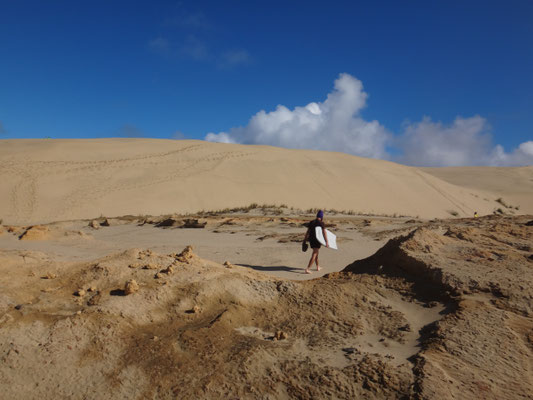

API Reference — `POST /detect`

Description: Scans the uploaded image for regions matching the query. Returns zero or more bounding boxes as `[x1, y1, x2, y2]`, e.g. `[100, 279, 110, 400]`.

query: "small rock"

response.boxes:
[175, 246, 195, 263]
[223, 261, 233, 269]
[154, 272, 163, 279]
[76, 310, 82, 315]
[161, 265, 174, 274]
[43, 272, 57, 279]
[87, 292, 101, 306]
[75, 289, 86, 297]
[128, 263, 140, 269]
[89, 220, 100, 229]
[124, 279, 139, 295]
[14, 304, 23, 310]
[399, 324, 411, 332]
[275, 330, 288, 340]
[19, 225, 50, 241]
[187, 305, 201, 314]
[143, 263, 158, 270]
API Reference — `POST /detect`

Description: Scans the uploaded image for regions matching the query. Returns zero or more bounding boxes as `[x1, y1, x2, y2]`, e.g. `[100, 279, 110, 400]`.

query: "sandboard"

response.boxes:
[315, 227, 338, 250]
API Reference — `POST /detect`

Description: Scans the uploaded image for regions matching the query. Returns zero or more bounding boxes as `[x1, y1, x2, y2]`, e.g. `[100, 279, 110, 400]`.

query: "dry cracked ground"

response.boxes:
[0, 214, 532, 399]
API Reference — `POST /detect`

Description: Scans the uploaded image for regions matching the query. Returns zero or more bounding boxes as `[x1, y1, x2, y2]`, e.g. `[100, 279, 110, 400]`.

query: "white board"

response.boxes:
[315, 227, 338, 250]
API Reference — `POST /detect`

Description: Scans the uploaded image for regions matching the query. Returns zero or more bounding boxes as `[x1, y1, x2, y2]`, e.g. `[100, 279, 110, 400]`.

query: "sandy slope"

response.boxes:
[423, 166, 533, 214]
[0, 139, 515, 225]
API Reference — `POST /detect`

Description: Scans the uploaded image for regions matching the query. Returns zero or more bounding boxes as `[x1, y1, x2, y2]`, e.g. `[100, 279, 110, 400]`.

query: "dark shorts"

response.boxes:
[309, 238, 321, 249]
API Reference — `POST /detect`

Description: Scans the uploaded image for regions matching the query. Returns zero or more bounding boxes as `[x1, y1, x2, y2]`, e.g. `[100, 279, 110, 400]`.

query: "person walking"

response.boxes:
[303, 210, 329, 274]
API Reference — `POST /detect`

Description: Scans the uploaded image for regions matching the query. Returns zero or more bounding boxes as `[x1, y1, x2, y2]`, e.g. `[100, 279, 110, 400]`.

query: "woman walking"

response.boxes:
[303, 210, 329, 274]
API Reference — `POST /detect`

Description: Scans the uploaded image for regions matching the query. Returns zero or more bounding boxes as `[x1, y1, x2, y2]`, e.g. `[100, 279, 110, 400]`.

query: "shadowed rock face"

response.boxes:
[0, 214, 532, 399]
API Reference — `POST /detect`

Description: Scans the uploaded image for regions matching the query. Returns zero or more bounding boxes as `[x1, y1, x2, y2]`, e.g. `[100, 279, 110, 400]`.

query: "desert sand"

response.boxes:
[1, 139, 532, 399]
[423, 166, 533, 215]
[2, 138, 530, 225]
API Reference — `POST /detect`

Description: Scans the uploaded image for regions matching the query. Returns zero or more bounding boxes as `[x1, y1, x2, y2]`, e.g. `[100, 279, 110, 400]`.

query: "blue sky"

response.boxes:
[1, 0, 532, 166]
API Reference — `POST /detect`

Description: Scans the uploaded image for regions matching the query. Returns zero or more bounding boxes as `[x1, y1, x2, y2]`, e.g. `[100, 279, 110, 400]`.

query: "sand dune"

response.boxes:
[423, 166, 533, 214]
[0, 139, 528, 224]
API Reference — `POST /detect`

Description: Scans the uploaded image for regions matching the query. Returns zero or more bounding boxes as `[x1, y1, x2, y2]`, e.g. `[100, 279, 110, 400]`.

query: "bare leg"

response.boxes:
[315, 249, 321, 271]
[305, 249, 319, 274]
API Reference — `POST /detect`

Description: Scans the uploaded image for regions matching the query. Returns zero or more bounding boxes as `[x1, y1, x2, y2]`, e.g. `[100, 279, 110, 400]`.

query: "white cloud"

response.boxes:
[397, 116, 494, 166]
[205, 73, 390, 159]
[203, 73, 532, 166]
[490, 141, 533, 166]
[397, 116, 533, 166]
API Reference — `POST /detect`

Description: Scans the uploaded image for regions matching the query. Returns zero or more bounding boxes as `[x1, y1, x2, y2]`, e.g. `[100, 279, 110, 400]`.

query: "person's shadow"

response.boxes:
[236, 264, 304, 274]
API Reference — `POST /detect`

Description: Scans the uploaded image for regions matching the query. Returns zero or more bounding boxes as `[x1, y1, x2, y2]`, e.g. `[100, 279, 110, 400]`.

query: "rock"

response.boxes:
[155, 218, 181, 227]
[154, 272, 163, 279]
[19, 225, 51, 241]
[89, 220, 100, 229]
[88, 286, 97, 292]
[6, 226, 22, 234]
[160, 265, 174, 274]
[187, 305, 201, 314]
[75, 289, 86, 297]
[124, 279, 139, 295]
[274, 330, 288, 340]
[223, 261, 233, 269]
[175, 246, 195, 263]
[143, 263, 158, 270]
[87, 292, 101, 306]
[181, 219, 207, 229]
[43, 272, 57, 279]
[128, 263, 140, 269]
[399, 324, 411, 332]
[100, 218, 110, 227]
